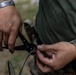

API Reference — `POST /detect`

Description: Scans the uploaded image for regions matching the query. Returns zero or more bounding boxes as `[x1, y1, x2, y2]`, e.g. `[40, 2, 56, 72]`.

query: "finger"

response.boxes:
[8, 19, 20, 53]
[8, 28, 18, 53]
[3, 33, 9, 45]
[37, 60, 52, 73]
[37, 50, 53, 66]
[0, 31, 3, 51]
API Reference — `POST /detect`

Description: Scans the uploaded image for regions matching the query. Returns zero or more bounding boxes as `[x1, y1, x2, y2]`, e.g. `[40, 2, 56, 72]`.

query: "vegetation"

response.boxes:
[16, 0, 38, 21]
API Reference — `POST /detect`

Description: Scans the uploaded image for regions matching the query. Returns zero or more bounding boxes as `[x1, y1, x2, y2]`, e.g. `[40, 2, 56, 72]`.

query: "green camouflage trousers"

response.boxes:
[29, 56, 76, 75]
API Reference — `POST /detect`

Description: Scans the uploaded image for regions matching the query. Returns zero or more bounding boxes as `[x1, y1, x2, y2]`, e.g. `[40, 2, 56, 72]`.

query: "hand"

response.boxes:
[0, 6, 22, 53]
[37, 42, 76, 73]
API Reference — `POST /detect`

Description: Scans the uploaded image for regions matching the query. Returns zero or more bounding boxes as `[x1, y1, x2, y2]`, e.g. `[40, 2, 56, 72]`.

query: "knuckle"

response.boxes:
[3, 29, 9, 33]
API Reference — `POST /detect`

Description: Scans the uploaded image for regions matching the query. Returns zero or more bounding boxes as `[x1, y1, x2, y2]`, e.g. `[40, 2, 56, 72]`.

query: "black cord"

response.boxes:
[7, 48, 36, 75]
[19, 48, 36, 75]
[8, 61, 16, 75]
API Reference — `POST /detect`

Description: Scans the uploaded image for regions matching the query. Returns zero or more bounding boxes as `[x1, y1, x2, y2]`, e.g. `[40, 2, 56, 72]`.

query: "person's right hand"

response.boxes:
[37, 42, 76, 73]
[0, 6, 22, 53]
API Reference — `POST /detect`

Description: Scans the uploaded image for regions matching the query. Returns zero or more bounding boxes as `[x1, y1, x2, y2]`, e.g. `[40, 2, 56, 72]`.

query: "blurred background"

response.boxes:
[0, 0, 39, 75]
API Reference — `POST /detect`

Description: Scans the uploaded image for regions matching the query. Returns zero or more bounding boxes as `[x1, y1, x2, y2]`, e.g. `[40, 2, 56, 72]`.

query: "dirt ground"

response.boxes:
[0, 51, 33, 75]
[0, 50, 12, 75]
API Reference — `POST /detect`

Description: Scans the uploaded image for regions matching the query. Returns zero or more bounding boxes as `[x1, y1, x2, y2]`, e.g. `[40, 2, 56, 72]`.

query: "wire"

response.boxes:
[19, 48, 36, 75]
[8, 61, 16, 75]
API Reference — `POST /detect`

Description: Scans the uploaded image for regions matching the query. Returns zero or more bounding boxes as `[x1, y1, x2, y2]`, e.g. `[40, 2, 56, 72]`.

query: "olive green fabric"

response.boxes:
[35, 0, 76, 44]
[30, 0, 76, 75]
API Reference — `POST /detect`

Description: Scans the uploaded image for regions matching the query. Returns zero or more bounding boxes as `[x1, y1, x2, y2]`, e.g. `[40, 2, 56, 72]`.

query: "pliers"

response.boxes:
[3, 32, 37, 55]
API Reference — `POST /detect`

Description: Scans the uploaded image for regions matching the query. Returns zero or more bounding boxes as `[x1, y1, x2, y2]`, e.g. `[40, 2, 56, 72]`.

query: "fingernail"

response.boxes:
[37, 45, 42, 49]
[9, 50, 14, 54]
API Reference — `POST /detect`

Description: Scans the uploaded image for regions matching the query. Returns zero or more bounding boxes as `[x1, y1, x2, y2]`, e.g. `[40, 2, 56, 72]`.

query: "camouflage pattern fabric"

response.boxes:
[29, 57, 76, 75]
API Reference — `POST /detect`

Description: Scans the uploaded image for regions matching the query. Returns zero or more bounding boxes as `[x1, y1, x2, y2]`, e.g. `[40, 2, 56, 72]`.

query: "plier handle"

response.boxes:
[3, 32, 37, 55]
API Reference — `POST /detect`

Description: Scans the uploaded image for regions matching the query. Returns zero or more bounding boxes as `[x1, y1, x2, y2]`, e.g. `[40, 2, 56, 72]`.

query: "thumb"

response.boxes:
[37, 44, 54, 51]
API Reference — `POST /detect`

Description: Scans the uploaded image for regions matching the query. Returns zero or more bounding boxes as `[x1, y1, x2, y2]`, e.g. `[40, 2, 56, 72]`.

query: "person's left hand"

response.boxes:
[0, 6, 22, 53]
[37, 42, 76, 73]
